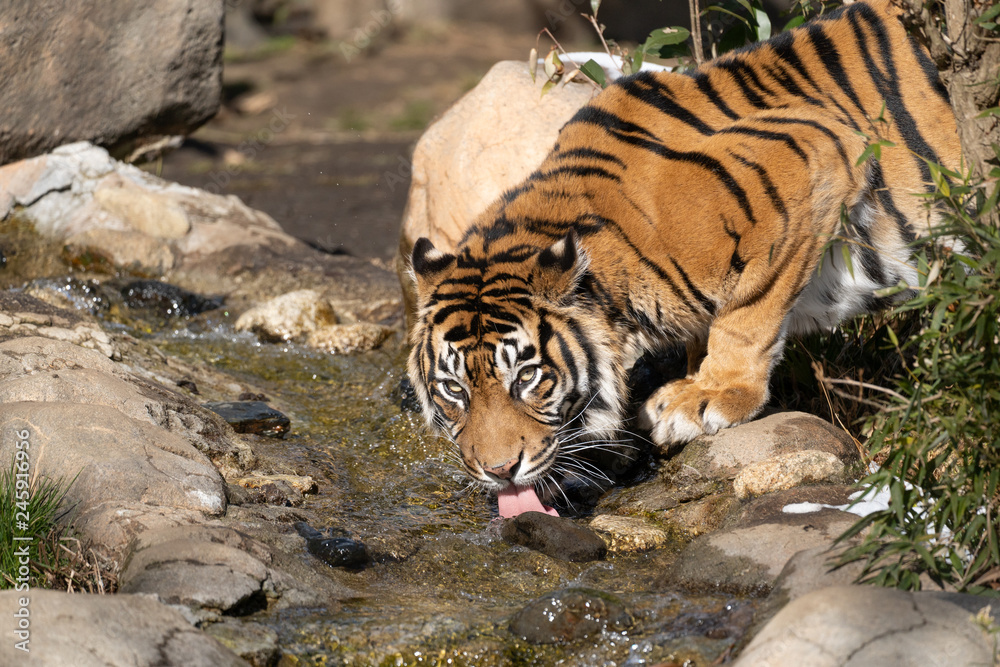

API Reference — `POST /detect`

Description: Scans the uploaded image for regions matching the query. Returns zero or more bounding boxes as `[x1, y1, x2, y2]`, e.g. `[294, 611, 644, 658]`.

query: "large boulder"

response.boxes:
[734, 585, 999, 666]
[395, 60, 599, 330]
[0, 0, 223, 165]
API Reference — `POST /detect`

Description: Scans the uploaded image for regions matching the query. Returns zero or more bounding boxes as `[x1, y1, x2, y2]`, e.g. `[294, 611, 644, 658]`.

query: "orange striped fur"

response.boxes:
[408, 0, 960, 498]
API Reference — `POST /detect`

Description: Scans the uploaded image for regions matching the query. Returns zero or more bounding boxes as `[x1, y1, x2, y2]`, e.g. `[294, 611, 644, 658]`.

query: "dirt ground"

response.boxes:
[156, 15, 594, 265]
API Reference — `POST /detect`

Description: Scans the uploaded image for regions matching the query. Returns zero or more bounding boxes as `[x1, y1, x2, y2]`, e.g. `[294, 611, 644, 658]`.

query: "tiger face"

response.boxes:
[407, 232, 624, 505]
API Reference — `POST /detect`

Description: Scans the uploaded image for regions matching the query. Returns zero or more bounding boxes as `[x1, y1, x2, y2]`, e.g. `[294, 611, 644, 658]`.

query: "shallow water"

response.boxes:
[149, 321, 756, 666]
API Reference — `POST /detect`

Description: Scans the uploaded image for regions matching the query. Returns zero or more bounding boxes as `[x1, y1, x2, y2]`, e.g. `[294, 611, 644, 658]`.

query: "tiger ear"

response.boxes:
[411, 237, 455, 288]
[532, 230, 587, 302]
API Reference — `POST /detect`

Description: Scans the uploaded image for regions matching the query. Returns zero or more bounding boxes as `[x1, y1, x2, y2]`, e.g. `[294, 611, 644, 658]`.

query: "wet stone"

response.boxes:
[295, 522, 371, 570]
[501, 512, 607, 562]
[204, 400, 291, 438]
[509, 588, 632, 644]
[395, 376, 421, 413]
[120, 279, 222, 318]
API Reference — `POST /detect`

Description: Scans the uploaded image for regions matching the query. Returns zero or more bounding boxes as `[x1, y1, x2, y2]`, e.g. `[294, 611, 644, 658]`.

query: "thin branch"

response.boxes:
[821, 376, 909, 402]
[689, 0, 705, 66]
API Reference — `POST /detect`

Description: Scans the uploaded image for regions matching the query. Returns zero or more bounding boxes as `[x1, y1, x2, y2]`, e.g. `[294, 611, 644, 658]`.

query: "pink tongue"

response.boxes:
[497, 484, 559, 518]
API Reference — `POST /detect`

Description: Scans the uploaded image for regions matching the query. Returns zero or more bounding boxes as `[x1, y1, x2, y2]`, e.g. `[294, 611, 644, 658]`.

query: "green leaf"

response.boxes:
[841, 244, 855, 279]
[975, 3, 1000, 26]
[642, 26, 692, 50]
[579, 59, 607, 88]
[886, 325, 899, 348]
[705, 5, 753, 27]
[754, 7, 771, 40]
[856, 143, 880, 166]
[783, 15, 806, 30]
[590, 0, 602, 16]
[976, 107, 1000, 118]
[540, 79, 556, 97]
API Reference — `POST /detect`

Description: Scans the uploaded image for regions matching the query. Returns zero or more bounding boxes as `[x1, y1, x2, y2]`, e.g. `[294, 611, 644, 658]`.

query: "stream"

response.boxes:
[153, 316, 755, 665]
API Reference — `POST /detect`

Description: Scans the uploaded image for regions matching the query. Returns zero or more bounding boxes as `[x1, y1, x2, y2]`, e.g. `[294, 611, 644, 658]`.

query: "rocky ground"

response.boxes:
[1, 3, 998, 666]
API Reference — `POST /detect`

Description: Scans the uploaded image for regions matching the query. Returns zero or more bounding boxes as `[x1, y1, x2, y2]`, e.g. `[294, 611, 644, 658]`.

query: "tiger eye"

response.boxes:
[442, 380, 464, 396]
[517, 366, 537, 384]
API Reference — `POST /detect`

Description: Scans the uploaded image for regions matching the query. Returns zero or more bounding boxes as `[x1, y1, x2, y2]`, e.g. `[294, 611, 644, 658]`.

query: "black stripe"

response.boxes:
[805, 23, 867, 117]
[717, 126, 809, 163]
[907, 35, 949, 103]
[618, 73, 716, 135]
[758, 116, 853, 175]
[847, 6, 938, 188]
[668, 258, 715, 314]
[727, 152, 789, 228]
[768, 29, 822, 93]
[868, 158, 916, 244]
[715, 60, 778, 109]
[690, 72, 742, 120]
[564, 105, 658, 139]
[604, 127, 758, 225]
[555, 146, 628, 168]
[533, 164, 622, 183]
[760, 63, 823, 107]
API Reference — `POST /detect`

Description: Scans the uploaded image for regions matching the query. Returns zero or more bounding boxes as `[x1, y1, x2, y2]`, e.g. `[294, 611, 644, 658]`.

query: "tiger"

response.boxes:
[406, 0, 960, 517]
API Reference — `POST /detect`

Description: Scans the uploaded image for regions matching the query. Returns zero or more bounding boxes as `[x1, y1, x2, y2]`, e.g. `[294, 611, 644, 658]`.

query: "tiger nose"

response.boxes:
[483, 457, 520, 480]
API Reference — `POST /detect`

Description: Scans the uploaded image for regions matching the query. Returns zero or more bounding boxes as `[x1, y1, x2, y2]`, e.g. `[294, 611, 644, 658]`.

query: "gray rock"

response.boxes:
[295, 522, 372, 569]
[203, 618, 280, 667]
[501, 512, 608, 562]
[674, 411, 859, 483]
[664, 487, 858, 596]
[234, 288, 395, 353]
[598, 412, 857, 520]
[1, 143, 404, 323]
[734, 585, 998, 666]
[0, 291, 118, 359]
[767, 544, 866, 606]
[589, 514, 670, 553]
[509, 588, 632, 644]
[0, 335, 256, 477]
[0, 401, 226, 551]
[0, 589, 247, 666]
[733, 449, 845, 499]
[0, 0, 223, 164]
[119, 526, 274, 617]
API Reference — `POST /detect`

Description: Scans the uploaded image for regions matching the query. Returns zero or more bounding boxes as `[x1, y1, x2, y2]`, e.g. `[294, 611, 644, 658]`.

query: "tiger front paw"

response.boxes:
[638, 379, 766, 447]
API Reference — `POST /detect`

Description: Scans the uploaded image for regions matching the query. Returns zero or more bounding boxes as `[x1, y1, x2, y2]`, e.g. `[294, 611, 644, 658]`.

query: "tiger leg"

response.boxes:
[639, 247, 813, 446]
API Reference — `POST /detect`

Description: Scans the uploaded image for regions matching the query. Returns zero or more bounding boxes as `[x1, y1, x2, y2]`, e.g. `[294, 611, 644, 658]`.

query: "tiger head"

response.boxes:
[407, 228, 625, 509]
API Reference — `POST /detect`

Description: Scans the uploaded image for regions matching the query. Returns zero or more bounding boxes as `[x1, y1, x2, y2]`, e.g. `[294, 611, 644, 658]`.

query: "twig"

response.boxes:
[689, 0, 705, 66]
[537, 28, 603, 92]
[821, 376, 909, 402]
[582, 14, 621, 74]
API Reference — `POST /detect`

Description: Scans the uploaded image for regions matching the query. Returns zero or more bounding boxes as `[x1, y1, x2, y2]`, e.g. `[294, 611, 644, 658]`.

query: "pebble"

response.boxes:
[509, 588, 631, 644]
[501, 512, 607, 562]
[202, 400, 290, 438]
[295, 522, 371, 570]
